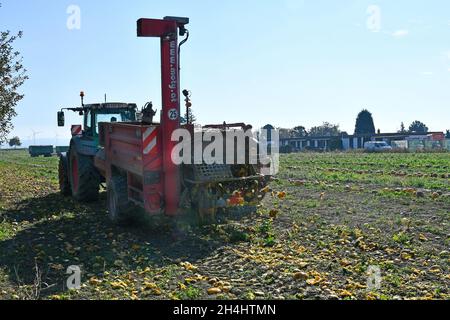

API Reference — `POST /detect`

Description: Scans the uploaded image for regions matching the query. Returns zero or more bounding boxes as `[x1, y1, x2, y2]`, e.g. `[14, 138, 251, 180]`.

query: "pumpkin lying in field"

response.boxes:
[277, 191, 287, 199]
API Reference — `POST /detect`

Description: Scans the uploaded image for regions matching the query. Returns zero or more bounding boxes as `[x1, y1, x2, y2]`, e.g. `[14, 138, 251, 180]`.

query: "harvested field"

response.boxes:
[0, 150, 449, 300]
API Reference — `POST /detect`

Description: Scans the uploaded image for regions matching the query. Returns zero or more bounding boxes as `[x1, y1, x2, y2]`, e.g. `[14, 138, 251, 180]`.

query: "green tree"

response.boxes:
[445, 130, 450, 139]
[409, 121, 429, 133]
[8, 135, 21, 148]
[399, 122, 407, 134]
[354, 109, 376, 135]
[278, 128, 292, 139]
[309, 122, 340, 137]
[181, 107, 196, 125]
[1, 5, 28, 143]
[293, 126, 308, 137]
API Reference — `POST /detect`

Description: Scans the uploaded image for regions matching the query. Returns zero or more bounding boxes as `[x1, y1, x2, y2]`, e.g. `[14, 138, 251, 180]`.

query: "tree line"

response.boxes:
[279, 109, 438, 138]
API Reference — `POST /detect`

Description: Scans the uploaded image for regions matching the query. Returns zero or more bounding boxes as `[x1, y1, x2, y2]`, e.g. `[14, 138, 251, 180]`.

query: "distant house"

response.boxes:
[280, 131, 445, 152]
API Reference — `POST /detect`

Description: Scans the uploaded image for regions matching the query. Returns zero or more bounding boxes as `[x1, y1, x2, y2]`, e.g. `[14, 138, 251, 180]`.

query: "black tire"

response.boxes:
[107, 175, 129, 223]
[69, 151, 100, 202]
[58, 156, 71, 196]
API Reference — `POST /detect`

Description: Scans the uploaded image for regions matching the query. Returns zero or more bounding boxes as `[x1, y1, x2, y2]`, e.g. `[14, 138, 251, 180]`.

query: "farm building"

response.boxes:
[280, 131, 446, 152]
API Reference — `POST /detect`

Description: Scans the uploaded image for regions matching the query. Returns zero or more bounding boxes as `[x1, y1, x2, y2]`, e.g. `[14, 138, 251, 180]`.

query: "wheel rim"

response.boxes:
[71, 154, 79, 192]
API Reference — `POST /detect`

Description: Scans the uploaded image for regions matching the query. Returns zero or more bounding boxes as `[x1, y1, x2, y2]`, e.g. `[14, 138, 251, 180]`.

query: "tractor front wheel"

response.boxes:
[70, 151, 100, 202]
[107, 175, 129, 223]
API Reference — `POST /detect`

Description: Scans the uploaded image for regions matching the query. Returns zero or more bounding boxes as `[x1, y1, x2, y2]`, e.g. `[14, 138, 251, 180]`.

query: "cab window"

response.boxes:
[84, 111, 92, 131]
[94, 110, 135, 134]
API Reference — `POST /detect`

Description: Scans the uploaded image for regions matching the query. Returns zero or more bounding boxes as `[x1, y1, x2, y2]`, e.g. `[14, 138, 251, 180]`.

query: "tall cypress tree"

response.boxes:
[354, 109, 376, 135]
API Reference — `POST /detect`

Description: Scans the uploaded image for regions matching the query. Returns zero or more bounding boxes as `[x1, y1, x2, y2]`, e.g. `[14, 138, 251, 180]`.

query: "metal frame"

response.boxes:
[137, 17, 189, 216]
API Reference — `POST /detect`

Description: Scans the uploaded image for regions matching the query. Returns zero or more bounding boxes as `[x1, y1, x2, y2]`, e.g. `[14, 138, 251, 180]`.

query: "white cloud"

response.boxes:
[392, 29, 409, 38]
[421, 71, 433, 76]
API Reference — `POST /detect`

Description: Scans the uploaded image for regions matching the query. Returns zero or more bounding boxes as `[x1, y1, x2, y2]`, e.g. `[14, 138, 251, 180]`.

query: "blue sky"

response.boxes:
[1, 0, 449, 145]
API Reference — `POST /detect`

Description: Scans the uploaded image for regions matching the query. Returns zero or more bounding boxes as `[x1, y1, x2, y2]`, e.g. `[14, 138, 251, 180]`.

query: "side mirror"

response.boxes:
[57, 111, 65, 127]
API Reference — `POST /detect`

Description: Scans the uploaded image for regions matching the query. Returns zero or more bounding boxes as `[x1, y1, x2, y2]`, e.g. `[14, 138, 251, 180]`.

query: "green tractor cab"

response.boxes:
[57, 92, 138, 201]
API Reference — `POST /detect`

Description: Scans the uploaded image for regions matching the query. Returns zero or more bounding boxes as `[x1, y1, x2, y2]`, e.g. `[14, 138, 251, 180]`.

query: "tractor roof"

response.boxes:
[84, 103, 137, 110]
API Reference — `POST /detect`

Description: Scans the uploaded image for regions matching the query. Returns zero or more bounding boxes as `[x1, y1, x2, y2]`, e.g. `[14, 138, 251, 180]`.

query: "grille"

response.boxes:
[192, 164, 233, 182]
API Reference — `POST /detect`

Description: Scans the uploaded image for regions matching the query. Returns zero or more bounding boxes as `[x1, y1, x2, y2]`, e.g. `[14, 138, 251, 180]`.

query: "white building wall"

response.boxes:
[342, 138, 350, 150]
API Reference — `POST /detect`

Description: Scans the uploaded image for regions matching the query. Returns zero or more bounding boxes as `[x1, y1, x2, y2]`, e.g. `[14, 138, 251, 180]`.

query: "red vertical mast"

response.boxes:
[137, 17, 189, 216]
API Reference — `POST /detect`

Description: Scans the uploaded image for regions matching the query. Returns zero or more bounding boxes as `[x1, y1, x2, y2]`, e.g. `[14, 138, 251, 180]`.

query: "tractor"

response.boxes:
[57, 16, 274, 224]
[57, 96, 138, 202]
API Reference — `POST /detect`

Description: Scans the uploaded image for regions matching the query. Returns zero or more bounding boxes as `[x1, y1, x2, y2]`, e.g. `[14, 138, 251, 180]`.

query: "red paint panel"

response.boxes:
[137, 19, 177, 38]
[160, 34, 181, 216]
[99, 122, 165, 215]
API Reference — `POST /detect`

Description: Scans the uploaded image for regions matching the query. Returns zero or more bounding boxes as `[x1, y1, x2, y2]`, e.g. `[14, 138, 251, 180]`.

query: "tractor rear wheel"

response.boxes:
[70, 151, 100, 202]
[58, 156, 71, 196]
[107, 175, 129, 223]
